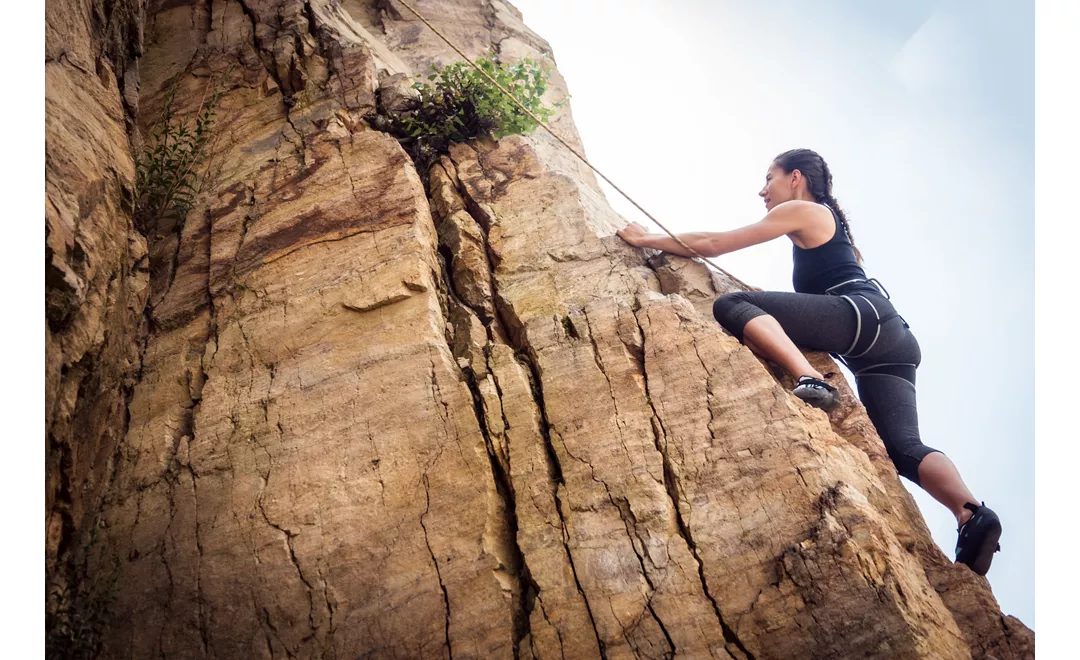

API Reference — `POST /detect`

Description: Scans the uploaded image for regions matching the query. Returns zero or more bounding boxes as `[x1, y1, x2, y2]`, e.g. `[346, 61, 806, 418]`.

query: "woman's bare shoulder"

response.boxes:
[770, 200, 835, 246]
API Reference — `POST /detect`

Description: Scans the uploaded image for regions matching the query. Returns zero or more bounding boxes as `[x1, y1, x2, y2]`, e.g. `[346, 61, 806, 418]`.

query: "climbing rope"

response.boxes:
[394, 0, 753, 290]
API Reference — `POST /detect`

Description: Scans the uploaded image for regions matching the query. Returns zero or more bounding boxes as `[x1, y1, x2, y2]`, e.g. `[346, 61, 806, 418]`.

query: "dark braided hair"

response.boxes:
[773, 148, 863, 264]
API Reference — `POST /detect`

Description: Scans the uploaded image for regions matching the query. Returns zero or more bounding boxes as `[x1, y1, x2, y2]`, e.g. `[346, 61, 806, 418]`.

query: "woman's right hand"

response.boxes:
[616, 221, 650, 248]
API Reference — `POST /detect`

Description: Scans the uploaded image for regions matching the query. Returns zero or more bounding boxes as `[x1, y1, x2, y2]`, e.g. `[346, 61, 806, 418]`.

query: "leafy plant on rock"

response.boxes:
[369, 51, 569, 188]
[134, 69, 232, 234]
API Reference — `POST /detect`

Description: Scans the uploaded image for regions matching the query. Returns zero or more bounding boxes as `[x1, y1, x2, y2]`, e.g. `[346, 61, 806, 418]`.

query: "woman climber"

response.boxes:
[615, 148, 1002, 577]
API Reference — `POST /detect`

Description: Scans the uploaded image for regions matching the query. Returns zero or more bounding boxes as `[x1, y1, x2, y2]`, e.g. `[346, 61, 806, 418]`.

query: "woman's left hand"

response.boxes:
[616, 221, 650, 247]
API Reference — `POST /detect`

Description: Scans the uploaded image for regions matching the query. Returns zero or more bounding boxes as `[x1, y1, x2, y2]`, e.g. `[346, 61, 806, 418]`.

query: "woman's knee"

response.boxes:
[712, 292, 759, 339]
[890, 446, 943, 485]
[857, 374, 934, 483]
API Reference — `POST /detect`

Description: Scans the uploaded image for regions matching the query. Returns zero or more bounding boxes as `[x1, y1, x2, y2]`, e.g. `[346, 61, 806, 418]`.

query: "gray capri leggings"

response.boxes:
[712, 288, 941, 484]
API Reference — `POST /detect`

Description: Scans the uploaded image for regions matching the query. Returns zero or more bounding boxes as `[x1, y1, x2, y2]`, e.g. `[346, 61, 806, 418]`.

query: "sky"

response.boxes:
[510, 0, 1035, 627]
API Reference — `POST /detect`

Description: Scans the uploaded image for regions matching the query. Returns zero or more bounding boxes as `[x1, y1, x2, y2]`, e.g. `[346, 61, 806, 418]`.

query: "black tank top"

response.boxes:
[791, 204, 872, 295]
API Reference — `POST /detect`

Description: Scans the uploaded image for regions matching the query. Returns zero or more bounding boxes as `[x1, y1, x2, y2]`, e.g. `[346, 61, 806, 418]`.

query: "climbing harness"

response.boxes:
[395, 0, 753, 289]
[825, 277, 891, 299]
[822, 278, 910, 370]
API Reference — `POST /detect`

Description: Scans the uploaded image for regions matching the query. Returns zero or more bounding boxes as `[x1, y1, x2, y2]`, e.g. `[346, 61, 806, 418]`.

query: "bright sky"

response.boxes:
[510, 0, 1034, 627]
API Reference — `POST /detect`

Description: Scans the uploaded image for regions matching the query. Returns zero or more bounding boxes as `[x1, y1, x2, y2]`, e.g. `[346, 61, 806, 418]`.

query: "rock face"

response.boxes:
[45, 1, 1033, 658]
[45, 0, 148, 616]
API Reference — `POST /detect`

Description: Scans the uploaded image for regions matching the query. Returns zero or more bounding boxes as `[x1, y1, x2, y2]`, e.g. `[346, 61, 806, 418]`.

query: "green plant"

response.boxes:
[370, 51, 569, 188]
[134, 70, 231, 233]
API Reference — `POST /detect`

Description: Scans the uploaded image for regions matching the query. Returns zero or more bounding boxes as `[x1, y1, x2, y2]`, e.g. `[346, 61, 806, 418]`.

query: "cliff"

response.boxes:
[46, 0, 148, 626]
[44, 1, 1034, 658]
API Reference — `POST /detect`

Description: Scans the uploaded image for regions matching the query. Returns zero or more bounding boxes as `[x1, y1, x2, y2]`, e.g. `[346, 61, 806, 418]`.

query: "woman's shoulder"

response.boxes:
[772, 199, 834, 223]
[773, 200, 837, 247]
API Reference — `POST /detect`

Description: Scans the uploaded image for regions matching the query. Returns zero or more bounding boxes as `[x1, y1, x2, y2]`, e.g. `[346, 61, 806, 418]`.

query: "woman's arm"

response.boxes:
[616, 200, 811, 258]
[614, 223, 720, 258]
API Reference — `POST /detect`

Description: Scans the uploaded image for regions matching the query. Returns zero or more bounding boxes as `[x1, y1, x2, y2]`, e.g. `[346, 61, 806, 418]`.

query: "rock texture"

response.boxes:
[45, 0, 148, 611]
[46, 1, 1033, 658]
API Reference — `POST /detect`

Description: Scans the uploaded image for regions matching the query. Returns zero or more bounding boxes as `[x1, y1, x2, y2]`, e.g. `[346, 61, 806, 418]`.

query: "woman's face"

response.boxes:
[759, 164, 794, 212]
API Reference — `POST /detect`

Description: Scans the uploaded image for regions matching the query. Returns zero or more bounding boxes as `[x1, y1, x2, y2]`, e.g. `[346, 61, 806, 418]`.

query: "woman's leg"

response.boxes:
[918, 452, 980, 525]
[855, 359, 980, 526]
[715, 291, 998, 568]
[742, 315, 825, 380]
[712, 291, 858, 378]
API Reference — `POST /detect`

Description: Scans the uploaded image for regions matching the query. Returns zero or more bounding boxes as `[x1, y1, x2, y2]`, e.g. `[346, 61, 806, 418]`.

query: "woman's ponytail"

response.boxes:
[773, 148, 864, 264]
[821, 193, 863, 265]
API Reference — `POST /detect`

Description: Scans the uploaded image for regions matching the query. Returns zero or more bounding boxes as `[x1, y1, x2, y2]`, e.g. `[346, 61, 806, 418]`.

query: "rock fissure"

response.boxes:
[449, 329, 533, 652]
[262, 605, 296, 660]
[332, 139, 362, 205]
[186, 463, 211, 656]
[429, 152, 626, 656]
[157, 475, 179, 656]
[629, 305, 757, 660]
[439, 157, 654, 659]
[365, 423, 388, 508]
[256, 462, 319, 646]
[258, 223, 401, 269]
[610, 495, 675, 659]
[429, 167, 570, 657]
[580, 309, 640, 470]
[420, 473, 454, 660]
[551, 480, 607, 659]
[426, 354, 478, 481]
[316, 565, 336, 643]
[235, 0, 284, 95]
[534, 594, 566, 660]
[545, 431, 607, 659]
[301, 1, 354, 115]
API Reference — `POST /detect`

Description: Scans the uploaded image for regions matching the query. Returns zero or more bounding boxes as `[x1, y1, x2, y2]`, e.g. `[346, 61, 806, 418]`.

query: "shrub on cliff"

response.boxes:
[133, 71, 231, 234]
[369, 51, 568, 188]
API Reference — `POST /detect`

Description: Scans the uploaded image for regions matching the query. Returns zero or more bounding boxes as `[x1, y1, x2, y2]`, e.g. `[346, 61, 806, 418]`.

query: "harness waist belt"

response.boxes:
[824, 278, 908, 360]
[824, 277, 891, 299]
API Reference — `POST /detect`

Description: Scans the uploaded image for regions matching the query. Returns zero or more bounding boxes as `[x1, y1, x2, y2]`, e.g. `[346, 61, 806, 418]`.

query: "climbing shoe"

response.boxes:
[954, 501, 1002, 576]
[792, 375, 840, 411]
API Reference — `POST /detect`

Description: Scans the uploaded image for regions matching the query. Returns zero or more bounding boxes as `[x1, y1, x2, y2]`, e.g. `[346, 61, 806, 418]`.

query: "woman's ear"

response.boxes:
[790, 169, 805, 192]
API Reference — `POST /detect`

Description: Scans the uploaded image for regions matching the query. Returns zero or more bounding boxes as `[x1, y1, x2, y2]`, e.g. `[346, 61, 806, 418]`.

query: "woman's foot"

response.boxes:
[954, 501, 1002, 576]
[792, 375, 840, 411]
